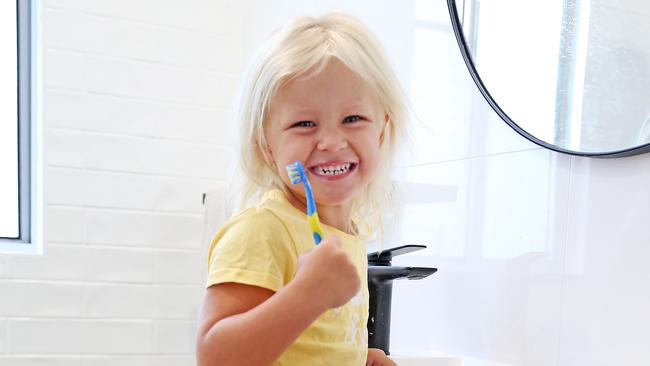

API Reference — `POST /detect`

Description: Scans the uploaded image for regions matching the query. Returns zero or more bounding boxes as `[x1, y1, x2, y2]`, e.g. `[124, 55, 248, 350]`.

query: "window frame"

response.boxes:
[0, 0, 41, 254]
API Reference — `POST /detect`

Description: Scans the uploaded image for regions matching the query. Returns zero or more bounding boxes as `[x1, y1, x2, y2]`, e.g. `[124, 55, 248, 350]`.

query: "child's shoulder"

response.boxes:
[230, 189, 297, 224]
[224, 204, 283, 230]
[213, 189, 299, 242]
[207, 196, 299, 257]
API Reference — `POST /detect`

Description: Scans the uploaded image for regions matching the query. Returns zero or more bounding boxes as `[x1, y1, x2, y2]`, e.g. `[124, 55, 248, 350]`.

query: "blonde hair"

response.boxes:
[236, 12, 407, 238]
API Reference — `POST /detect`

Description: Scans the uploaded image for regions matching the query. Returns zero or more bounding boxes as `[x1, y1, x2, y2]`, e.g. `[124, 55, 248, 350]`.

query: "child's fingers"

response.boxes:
[293, 234, 359, 308]
[319, 234, 341, 247]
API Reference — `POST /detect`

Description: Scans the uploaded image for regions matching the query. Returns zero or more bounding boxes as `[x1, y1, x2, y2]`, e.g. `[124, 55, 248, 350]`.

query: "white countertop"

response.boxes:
[389, 352, 463, 366]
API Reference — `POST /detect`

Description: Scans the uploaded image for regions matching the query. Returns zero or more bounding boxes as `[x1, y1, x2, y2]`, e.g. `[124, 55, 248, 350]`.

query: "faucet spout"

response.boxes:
[368, 266, 437, 283]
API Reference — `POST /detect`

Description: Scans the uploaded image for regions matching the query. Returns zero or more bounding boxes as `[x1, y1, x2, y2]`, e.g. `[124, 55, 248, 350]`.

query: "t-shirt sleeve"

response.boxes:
[205, 208, 297, 292]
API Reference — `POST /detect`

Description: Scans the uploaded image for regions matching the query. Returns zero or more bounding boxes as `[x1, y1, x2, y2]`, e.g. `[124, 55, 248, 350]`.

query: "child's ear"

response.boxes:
[257, 142, 275, 167]
[379, 113, 390, 144]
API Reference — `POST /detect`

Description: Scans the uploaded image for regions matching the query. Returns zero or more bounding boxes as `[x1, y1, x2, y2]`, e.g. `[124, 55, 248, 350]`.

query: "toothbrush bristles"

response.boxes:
[286, 162, 306, 185]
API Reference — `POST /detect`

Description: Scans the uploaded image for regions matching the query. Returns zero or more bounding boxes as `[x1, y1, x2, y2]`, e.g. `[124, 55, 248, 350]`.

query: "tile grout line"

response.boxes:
[45, 46, 234, 75]
[44, 6, 240, 39]
[47, 126, 229, 147]
[45, 87, 230, 111]
[46, 164, 227, 182]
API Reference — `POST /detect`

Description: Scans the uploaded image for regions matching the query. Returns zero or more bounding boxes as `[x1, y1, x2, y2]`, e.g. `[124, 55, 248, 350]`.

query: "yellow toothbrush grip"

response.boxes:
[307, 213, 324, 239]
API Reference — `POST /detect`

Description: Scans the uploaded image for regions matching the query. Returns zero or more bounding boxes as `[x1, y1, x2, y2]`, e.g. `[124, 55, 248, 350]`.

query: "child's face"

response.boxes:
[264, 60, 387, 212]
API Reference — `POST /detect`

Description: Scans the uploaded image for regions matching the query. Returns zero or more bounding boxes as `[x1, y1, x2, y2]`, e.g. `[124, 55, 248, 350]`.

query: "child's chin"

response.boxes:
[315, 192, 356, 206]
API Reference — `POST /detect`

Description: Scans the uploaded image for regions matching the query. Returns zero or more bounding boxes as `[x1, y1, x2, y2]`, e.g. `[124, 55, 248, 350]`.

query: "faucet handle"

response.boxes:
[367, 244, 427, 264]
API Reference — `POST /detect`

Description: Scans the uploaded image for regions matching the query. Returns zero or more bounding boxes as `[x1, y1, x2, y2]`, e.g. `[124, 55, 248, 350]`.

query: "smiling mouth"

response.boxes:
[310, 162, 357, 176]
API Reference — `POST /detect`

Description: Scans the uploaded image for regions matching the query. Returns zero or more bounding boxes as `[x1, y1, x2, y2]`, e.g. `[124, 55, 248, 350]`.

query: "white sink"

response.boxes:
[390, 354, 463, 366]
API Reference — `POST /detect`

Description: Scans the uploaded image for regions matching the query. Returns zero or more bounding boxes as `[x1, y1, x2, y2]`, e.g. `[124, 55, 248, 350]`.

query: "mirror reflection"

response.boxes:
[453, 0, 650, 154]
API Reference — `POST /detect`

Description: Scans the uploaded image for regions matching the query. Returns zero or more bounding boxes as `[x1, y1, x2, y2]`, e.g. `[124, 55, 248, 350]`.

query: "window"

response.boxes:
[1, 0, 39, 253]
[0, 1, 20, 239]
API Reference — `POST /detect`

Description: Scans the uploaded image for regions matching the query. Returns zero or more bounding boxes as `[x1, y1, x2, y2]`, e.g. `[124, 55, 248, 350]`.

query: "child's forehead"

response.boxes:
[272, 81, 378, 113]
[265, 60, 384, 119]
[277, 65, 375, 100]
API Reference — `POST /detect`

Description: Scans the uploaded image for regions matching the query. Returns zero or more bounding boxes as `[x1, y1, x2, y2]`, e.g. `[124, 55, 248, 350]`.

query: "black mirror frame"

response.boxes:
[447, 0, 650, 158]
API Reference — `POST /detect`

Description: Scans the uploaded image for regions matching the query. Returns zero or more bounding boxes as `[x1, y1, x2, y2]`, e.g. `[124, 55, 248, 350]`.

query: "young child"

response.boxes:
[196, 12, 407, 366]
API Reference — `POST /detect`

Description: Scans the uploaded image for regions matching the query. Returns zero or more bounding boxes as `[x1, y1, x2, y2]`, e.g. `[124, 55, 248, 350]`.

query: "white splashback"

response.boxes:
[390, 142, 650, 366]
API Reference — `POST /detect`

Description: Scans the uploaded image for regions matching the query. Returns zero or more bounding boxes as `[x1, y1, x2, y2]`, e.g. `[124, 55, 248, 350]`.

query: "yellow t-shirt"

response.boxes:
[206, 189, 369, 366]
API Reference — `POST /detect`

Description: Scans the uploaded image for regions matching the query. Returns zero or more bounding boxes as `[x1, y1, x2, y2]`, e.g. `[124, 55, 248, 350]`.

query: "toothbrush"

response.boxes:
[286, 161, 324, 245]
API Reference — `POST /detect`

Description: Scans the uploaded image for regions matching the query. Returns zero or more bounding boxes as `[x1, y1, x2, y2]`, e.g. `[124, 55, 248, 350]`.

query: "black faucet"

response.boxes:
[367, 245, 437, 355]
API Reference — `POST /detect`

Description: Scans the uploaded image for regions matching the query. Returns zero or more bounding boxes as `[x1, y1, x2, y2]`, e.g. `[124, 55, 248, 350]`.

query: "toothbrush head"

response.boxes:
[286, 161, 307, 185]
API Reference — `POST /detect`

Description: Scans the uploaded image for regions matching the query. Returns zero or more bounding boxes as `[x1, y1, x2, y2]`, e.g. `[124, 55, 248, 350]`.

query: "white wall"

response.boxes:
[1, 1, 649, 365]
[0, 0, 242, 364]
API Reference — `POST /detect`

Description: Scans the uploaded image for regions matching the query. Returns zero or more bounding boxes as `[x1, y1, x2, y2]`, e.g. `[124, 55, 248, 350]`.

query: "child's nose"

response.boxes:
[316, 128, 348, 151]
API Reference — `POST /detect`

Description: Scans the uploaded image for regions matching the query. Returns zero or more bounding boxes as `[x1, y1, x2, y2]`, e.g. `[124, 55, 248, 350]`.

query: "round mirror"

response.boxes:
[448, 0, 650, 157]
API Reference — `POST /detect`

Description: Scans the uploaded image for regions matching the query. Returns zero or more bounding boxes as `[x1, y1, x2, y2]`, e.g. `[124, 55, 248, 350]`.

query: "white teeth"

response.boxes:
[315, 163, 352, 176]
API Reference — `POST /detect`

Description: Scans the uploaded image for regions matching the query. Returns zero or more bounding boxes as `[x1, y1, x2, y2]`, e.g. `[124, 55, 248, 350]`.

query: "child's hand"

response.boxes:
[293, 234, 361, 309]
[366, 348, 398, 366]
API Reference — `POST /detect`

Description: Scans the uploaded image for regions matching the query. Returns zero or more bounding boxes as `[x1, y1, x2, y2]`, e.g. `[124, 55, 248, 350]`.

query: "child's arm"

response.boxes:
[196, 235, 360, 366]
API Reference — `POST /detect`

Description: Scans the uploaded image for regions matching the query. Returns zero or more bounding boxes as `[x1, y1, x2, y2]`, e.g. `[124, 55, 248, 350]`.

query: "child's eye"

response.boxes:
[292, 120, 316, 128]
[343, 115, 361, 123]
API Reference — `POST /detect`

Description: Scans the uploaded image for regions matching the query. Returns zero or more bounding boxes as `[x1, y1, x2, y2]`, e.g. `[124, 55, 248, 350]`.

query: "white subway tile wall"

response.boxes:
[0, 319, 6, 353]
[0, 0, 241, 363]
